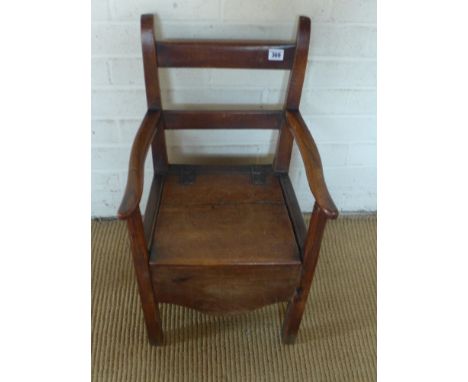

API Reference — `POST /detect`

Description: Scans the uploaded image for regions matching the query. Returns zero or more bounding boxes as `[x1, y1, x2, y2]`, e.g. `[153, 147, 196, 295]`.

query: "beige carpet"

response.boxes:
[92, 216, 376, 381]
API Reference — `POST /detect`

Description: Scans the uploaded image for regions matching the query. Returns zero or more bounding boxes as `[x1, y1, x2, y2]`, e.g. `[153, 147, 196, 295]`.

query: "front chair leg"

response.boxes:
[282, 203, 328, 344]
[127, 208, 164, 345]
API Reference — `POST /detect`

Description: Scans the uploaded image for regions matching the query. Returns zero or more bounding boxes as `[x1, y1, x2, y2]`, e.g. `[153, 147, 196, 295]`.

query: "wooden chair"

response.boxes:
[118, 14, 338, 346]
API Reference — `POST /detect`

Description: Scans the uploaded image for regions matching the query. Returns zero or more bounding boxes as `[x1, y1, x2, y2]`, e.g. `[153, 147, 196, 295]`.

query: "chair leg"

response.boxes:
[282, 289, 308, 344]
[138, 291, 164, 346]
[127, 208, 164, 346]
[281, 203, 328, 344]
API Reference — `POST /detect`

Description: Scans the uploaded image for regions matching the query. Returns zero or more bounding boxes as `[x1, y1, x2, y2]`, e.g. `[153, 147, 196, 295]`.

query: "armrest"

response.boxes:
[285, 110, 338, 219]
[118, 110, 161, 219]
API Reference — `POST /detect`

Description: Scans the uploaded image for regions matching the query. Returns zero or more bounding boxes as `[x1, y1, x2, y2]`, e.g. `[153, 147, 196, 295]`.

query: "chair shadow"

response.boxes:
[161, 302, 288, 345]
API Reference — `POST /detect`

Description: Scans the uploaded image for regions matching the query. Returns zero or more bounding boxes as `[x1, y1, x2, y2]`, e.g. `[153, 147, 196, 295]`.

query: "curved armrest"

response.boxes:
[118, 110, 161, 219]
[285, 110, 338, 219]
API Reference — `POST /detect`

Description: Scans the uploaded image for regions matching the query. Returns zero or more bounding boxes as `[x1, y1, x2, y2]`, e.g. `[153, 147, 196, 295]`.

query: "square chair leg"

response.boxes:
[281, 203, 328, 344]
[127, 208, 164, 346]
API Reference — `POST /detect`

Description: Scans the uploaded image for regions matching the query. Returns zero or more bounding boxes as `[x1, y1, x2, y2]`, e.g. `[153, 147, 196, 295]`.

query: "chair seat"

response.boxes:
[148, 165, 302, 313]
[149, 165, 301, 267]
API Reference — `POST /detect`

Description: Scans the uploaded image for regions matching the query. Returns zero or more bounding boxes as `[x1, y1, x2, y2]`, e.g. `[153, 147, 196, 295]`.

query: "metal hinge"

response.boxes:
[179, 166, 196, 185]
[250, 165, 267, 185]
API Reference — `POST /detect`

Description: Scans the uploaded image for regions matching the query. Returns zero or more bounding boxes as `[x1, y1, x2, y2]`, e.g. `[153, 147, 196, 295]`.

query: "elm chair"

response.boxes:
[118, 14, 338, 346]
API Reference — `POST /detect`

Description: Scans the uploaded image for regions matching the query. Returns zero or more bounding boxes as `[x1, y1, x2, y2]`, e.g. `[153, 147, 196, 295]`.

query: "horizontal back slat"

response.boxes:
[156, 41, 296, 69]
[163, 110, 283, 130]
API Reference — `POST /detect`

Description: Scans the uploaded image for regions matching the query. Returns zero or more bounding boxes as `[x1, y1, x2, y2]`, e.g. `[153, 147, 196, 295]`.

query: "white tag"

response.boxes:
[268, 49, 284, 61]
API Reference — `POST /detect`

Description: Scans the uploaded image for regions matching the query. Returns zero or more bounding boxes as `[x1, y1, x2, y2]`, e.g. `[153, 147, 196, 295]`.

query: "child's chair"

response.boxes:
[118, 14, 338, 345]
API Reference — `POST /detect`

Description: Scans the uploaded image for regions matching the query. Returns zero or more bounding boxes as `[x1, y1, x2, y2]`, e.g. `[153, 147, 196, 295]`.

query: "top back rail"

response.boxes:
[156, 41, 296, 69]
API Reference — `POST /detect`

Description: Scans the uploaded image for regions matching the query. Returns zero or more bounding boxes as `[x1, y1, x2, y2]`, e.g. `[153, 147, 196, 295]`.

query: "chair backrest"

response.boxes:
[141, 14, 311, 171]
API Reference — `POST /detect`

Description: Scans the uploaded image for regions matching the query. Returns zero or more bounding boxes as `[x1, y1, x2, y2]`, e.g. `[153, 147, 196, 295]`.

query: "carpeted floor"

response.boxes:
[92, 216, 376, 382]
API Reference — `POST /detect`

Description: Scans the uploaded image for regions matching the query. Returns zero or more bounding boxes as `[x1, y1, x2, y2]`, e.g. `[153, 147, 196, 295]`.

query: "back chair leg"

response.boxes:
[282, 204, 328, 344]
[127, 208, 164, 345]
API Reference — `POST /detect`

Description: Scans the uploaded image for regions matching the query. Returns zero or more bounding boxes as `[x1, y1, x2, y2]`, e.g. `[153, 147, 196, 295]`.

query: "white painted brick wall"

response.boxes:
[92, 0, 376, 217]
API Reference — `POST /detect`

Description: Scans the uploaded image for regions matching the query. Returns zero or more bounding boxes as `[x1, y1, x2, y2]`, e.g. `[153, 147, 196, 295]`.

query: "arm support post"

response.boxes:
[285, 110, 338, 219]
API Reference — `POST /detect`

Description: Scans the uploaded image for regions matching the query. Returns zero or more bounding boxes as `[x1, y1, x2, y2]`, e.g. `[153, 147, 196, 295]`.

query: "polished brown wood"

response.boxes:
[282, 203, 328, 344]
[152, 265, 301, 313]
[285, 110, 338, 218]
[151, 168, 299, 267]
[279, 174, 307, 255]
[285, 16, 311, 110]
[141, 14, 162, 110]
[126, 208, 164, 345]
[118, 14, 338, 346]
[143, 175, 165, 250]
[141, 15, 169, 174]
[118, 110, 161, 219]
[273, 119, 294, 173]
[157, 41, 295, 69]
[151, 121, 168, 173]
[150, 166, 301, 313]
[163, 110, 283, 130]
[273, 16, 310, 173]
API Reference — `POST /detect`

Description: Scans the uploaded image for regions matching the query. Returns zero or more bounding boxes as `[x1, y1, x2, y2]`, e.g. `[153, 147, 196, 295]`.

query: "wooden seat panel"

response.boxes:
[149, 166, 300, 266]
